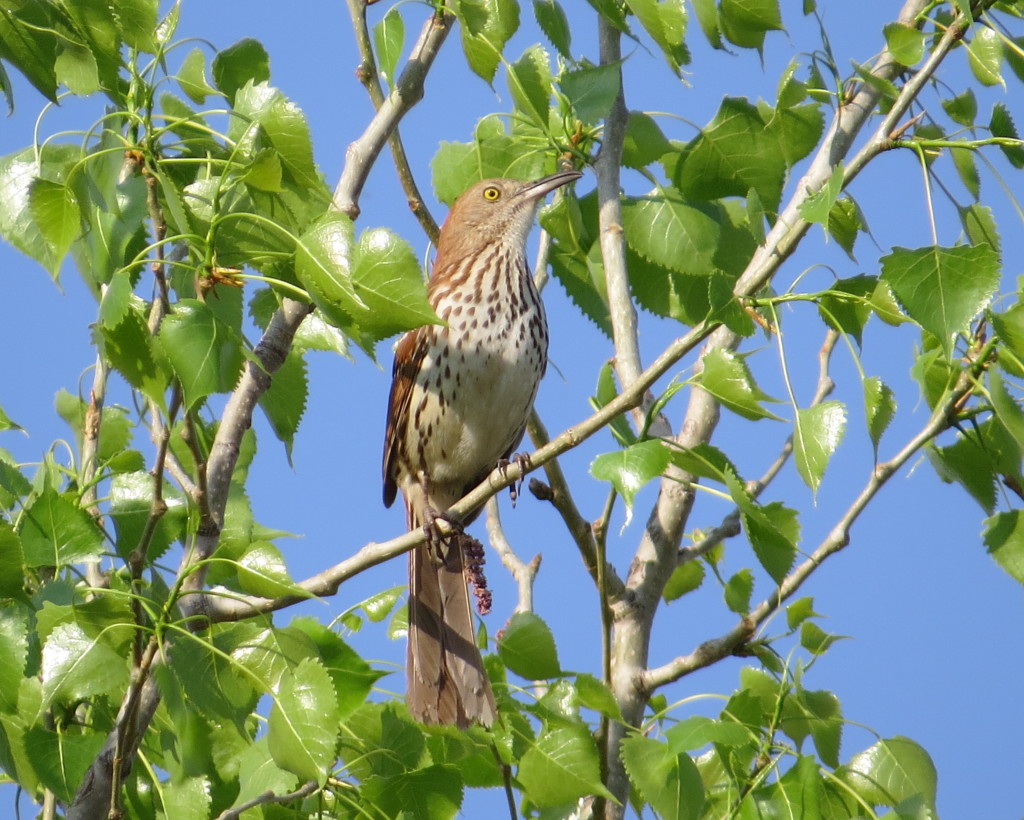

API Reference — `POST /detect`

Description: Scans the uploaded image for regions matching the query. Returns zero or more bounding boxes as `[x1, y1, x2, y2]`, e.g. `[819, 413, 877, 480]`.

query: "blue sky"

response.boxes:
[1, 1, 1021, 817]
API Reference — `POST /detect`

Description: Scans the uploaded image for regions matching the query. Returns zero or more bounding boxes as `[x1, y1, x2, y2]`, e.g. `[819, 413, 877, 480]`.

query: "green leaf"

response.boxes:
[232, 737, 299, 809]
[664, 560, 705, 602]
[296, 210, 363, 325]
[883, 22, 925, 66]
[673, 97, 787, 211]
[0, 2, 60, 102]
[24, 727, 105, 804]
[364, 767, 464, 819]
[159, 776, 212, 820]
[100, 306, 170, 408]
[929, 431, 997, 513]
[508, 46, 552, 129]
[724, 568, 754, 614]
[178, 47, 217, 103]
[880, 244, 1000, 352]
[109, 470, 186, 562]
[590, 362, 636, 447]
[373, 7, 405, 89]
[533, 0, 572, 60]
[621, 190, 720, 276]
[117, 0, 159, 53]
[793, 401, 847, 495]
[966, 25, 1003, 87]
[952, 145, 981, 200]
[797, 163, 843, 229]
[818, 274, 876, 345]
[456, 0, 520, 83]
[590, 439, 670, 526]
[574, 673, 623, 721]
[349, 227, 440, 343]
[0, 146, 79, 275]
[431, 117, 549, 204]
[989, 103, 1024, 169]
[942, 89, 977, 127]
[844, 737, 937, 809]
[289, 618, 382, 719]
[959, 202, 1001, 254]
[622, 112, 672, 169]
[800, 621, 842, 655]
[620, 735, 704, 820]
[698, 348, 784, 421]
[518, 725, 613, 807]
[268, 657, 339, 783]
[212, 38, 271, 102]
[499, 611, 561, 679]
[982, 510, 1024, 586]
[230, 82, 325, 194]
[863, 376, 897, 456]
[236, 541, 303, 599]
[259, 347, 307, 459]
[19, 486, 103, 568]
[719, 0, 782, 51]
[41, 623, 128, 709]
[558, 61, 621, 125]
[55, 44, 100, 96]
[724, 470, 799, 584]
[624, 0, 689, 75]
[158, 299, 245, 410]
[785, 596, 819, 630]
[0, 605, 29, 712]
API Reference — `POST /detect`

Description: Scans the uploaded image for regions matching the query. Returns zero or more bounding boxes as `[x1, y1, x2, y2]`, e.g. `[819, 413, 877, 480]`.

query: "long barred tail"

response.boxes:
[406, 502, 497, 728]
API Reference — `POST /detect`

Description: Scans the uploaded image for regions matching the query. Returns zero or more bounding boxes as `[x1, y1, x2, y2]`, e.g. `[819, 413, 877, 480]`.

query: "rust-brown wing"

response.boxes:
[382, 329, 428, 508]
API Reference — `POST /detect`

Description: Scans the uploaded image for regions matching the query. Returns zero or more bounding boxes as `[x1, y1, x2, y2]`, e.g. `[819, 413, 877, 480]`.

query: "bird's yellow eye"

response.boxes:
[482, 186, 501, 201]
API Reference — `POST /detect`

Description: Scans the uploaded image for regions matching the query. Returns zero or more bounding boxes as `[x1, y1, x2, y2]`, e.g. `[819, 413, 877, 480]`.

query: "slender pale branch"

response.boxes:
[679, 331, 838, 564]
[214, 781, 320, 820]
[594, 19, 643, 408]
[333, 8, 454, 220]
[526, 410, 624, 597]
[81, 354, 108, 590]
[345, 0, 440, 242]
[486, 497, 541, 614]
[641, 363, 979, 692]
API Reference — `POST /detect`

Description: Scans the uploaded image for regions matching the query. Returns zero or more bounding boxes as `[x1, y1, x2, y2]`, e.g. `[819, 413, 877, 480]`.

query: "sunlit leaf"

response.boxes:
[880, 244, 1000, 352]
[621, 735, 704, 820]
[590, 439, 670, 527]
[498, 611, 561, 679]
[793, 401, 847, 495]
[268, 657, 339, 783]
[844, 737, 937, 809]
[518, 725, 613, 807]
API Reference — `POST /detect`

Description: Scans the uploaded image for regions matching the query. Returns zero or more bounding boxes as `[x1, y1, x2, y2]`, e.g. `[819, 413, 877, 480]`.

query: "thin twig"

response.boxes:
[642, 355, 984, 692]
[214, 780, 320, 820]
[345, 0, 440, 242]
[485, 497, 540, 614]
[333, 8, 454, 221]
[678, 331, 838, 564]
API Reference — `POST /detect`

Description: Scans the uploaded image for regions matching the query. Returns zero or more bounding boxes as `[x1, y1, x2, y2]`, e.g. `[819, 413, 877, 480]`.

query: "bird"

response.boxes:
[382, 169, 582, 727]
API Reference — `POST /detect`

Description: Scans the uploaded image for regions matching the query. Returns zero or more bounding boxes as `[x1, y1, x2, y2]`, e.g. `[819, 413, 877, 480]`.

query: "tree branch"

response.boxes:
[642, 358, 981, 692]
[678, 331, 838, 565]
[333, 8, 454, 221]
[345, 0, 441, 243]
[485, 497, 541, 614]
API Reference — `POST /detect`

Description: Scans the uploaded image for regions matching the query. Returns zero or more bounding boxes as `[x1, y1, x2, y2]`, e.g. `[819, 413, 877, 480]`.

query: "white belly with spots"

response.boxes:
[405, 285, 547, 504]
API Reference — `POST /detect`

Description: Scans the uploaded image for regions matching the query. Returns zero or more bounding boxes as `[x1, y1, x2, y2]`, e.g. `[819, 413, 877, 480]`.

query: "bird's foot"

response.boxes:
[421, 507, 462, 563]
[498, 452, 533, 507]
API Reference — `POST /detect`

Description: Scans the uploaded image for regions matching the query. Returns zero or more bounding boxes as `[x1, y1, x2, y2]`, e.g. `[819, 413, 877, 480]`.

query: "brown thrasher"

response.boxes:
[382, 170, 582, 727]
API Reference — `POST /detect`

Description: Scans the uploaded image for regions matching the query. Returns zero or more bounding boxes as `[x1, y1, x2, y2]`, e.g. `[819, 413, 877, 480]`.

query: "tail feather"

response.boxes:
[406, 504, 497, 727]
